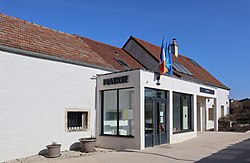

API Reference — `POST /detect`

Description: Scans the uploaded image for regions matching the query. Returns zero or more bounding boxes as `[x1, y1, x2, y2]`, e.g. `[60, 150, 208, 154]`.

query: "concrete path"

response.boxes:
[90, 132, 250, 163]
[34, 132, 250, 163]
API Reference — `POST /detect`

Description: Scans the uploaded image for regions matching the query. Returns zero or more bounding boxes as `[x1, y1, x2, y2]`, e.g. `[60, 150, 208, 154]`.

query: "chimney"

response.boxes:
[171, 38, 179, 58]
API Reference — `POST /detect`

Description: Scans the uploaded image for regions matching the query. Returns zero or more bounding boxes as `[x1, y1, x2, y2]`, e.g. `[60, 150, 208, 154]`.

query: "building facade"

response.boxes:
[0, 13, 229, 161]
[96, 69, 229, 150]
[0, 49, 109, 161]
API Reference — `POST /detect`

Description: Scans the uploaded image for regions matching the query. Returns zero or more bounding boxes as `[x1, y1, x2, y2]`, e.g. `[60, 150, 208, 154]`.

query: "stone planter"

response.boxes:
[46, 144, 61, 158]
[79, 138, 96, 152]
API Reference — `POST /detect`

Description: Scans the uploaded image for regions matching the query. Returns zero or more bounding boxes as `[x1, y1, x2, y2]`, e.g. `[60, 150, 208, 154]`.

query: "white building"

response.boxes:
[0, 13, 230, 161]
[96, 69, 229, 149]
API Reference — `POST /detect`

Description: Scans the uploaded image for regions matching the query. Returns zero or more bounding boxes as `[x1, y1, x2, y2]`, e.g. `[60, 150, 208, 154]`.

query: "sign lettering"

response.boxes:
[200, 87, 214, 95]
[103, 75, 129, 86]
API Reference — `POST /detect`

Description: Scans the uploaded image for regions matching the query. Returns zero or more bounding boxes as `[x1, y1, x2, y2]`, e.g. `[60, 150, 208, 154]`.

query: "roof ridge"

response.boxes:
[131, 36, 159, 48]
[131, 35, 184, 57]
[0, 13, 76, 38]
[78, 36, 122, 50]
[0, 13, 120, 52]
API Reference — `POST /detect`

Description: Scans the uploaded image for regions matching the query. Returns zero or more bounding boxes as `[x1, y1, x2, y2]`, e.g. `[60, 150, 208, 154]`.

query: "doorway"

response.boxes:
[197, 96, 208, 132]
[145, 88, 168, 147]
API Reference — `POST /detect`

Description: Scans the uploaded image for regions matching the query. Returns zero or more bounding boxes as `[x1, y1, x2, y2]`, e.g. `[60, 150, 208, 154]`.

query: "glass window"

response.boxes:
[208, 107, 214, 120]
[182, 95, 189, 130]
[66, 111, 88, 132]
[145, 102, 154, 135]
[119, 89, 134, 136]
[102, 88, 134, 137]
[173, 93, 181, 133]
[145, 88, 157, 98]
[221, 105, 224, 117]
[103, 90, 118, 135]
[173, 92, 193, 133]
[145, 88, 166, 99]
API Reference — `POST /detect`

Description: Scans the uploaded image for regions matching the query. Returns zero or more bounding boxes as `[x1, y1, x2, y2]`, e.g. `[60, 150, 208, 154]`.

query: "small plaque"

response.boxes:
[160, 117, 164, 123]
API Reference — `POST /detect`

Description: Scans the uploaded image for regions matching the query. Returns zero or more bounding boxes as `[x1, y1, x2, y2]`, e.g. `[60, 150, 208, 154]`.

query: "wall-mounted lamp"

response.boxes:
[156, 73, 161, 85]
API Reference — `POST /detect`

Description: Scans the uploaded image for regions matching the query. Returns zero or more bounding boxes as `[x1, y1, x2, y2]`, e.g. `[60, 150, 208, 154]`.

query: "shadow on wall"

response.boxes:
[197, 138, 250, 162]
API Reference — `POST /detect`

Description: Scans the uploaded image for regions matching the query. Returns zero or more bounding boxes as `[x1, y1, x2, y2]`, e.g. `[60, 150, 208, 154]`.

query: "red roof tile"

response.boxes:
[79, 37, 144, 71]
[0, 13, 143, 71]
[0, 13, 229, 90]
[0, 13, 114, 69]
[130, 36, 229, 90]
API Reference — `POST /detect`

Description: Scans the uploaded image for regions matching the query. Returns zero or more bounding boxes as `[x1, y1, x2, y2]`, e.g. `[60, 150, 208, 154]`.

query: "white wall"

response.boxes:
[206, 98, 215, 130]
[139, 70, 200, 144]
[0, 51, 109, 162]
[96, 70, 141, 150]
[96, 69, 224, 150]
[217, 88, 230, 117]
[197, 97, 206, 131]
[96, 70, 230, 149]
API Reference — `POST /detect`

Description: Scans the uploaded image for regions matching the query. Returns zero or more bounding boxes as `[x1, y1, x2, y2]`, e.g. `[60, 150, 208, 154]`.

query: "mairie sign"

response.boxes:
[103, 75, 129, 86]
[200, 87, 215, 95]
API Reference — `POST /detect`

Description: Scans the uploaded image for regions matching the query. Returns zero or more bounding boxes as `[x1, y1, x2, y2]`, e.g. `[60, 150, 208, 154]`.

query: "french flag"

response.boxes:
[159, 38, 168, 75]
[166, 42, 173, 76]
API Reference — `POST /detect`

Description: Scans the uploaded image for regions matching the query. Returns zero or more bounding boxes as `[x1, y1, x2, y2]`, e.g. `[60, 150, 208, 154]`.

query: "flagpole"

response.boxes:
[157, 37, 165, 85]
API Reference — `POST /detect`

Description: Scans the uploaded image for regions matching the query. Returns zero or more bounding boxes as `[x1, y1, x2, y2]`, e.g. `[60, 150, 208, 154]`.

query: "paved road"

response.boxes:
[37, 131, 250, 163]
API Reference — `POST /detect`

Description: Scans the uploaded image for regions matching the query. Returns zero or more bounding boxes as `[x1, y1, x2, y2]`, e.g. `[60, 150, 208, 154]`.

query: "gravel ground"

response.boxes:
[3, 148, 114, 163]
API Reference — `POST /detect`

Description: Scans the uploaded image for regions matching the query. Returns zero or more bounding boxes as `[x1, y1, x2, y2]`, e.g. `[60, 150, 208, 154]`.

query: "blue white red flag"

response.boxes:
[159, 38, 168, 75]
[166, 42, 173, 75]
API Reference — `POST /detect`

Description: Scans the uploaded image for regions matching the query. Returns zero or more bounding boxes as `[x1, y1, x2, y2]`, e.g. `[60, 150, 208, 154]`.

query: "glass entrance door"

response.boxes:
[145, 88, 168, 147]
[145, 101, 154, 147]
[155, 101, 167, 145]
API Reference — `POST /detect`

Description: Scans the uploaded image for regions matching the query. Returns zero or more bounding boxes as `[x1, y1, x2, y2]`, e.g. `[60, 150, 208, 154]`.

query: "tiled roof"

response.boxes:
[0, 13, 229, 90]
[79, 37, 143, 71]
[130, 36, 229, 90]
[0, 13, 143, 71]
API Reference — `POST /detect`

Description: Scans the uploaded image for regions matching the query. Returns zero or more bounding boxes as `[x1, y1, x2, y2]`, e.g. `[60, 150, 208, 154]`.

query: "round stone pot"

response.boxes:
[79, 138, 96, 152]
[46, 144, 61, 158]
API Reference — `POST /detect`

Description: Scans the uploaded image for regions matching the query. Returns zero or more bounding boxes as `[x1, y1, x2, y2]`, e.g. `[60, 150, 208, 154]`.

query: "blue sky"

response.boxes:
[1, 0, 249, 99]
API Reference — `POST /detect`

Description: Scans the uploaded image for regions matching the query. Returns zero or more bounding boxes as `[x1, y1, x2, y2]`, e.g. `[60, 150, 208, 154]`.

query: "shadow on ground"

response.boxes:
[117, 149, 196, 162]
[69, 142, 82, 151]
[197, 138, 250, 162]
[38, 148, 47, 157]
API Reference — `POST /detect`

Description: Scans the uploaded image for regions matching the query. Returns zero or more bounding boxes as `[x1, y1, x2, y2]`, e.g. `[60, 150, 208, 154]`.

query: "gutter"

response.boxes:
[0, 45, 117, 72]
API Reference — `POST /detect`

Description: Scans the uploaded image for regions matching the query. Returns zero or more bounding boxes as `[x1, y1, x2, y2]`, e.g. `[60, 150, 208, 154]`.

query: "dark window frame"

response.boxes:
[221, 105, 224, 117]
[114, 58, 130, 68]
[101, 87, 134, 138]
[173, 92, 193, 134]
[66, 110, 89, 132]
[208, 107, 214, 121]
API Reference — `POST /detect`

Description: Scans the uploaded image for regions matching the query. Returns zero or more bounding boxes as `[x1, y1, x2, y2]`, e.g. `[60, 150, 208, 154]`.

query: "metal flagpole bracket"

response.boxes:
[156, 72, 161, 85]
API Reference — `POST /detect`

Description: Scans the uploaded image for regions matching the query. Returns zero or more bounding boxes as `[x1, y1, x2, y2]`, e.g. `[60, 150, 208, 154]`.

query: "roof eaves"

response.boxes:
[0, 44, 117, 72]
